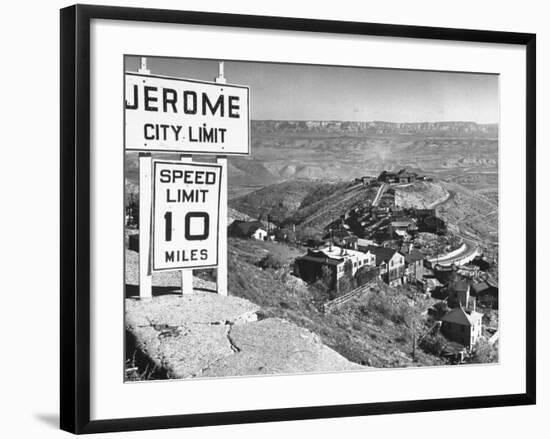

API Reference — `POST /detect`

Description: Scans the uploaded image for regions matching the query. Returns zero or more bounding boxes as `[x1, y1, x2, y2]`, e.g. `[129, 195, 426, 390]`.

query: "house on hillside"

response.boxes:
[365, 245, 406, 286]
[404, 248, 426, 282]
[389, 217, 417, 237]
[377, 170, 399, 184]
[228, 220, 268, 240]
[471, 279, 499, 309]
[448, 279, 471, 308]
[361, 176, 376, 186]
[396, 169, 417, 184]
[441, 307, 483, 348]
[294, 245, 376, 293]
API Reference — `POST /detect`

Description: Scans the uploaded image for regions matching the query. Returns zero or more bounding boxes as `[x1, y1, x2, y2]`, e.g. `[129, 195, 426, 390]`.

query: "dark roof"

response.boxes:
[405, 249, 425, 264]
[441, 307, 482, 326]
[414, 208, 436, 216]
[365, 245, 401, 266]
[229, 220, 265, 236]
[298, 254, 342, 266]
[472, 281, 489, 294]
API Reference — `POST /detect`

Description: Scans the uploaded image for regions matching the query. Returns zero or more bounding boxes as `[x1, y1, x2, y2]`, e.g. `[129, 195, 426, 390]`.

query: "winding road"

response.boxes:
[426, 189, 481, 267]
[372, 183, 389, 207]
[428, 239, 479, 267]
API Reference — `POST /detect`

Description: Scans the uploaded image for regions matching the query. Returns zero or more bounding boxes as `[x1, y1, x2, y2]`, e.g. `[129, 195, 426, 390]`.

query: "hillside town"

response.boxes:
[227, 168, 498, 363]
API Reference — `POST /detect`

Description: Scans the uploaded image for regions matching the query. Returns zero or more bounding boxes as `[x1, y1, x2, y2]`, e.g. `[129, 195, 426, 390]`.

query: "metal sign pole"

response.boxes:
[215, 61, 228, 296]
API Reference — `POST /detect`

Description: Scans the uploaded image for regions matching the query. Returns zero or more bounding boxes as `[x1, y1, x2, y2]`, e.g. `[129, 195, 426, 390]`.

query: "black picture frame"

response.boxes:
[60, 4, 536, 434]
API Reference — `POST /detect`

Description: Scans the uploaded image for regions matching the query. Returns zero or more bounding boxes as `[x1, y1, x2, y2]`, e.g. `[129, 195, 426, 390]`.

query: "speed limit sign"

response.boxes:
[152, 160, 222, 271]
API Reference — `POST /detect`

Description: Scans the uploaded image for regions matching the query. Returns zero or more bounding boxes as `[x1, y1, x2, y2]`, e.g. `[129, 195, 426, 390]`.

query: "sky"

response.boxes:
[125, 56, 498, 124]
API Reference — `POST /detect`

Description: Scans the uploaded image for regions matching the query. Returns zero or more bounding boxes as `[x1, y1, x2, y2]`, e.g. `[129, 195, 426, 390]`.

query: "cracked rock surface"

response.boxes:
[126, 293, 363, 379]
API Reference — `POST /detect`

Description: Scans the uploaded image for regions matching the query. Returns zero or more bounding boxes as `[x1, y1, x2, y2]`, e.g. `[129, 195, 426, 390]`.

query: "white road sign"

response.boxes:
[152, 161, 222, 271]
[125, 72, 250, 155]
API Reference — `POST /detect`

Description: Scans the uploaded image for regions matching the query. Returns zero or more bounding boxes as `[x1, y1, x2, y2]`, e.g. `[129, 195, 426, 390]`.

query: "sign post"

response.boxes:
[179, 154, 194, 295]
[215, 62, 228, 296]
[137, 58, 152, 299]
[138, 152, 152, 298]
[127, 59, 249, 298]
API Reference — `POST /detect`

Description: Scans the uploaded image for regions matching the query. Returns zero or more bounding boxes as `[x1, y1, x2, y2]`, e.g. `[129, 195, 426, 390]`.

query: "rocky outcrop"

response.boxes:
[126, 293, 363, 379]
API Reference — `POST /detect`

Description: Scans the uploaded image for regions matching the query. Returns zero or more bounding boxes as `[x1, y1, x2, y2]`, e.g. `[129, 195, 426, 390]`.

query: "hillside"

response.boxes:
[437, 181, 498, 247]
[124, 235, 443, 372]
[229, 179, 352, 225]
[124, 152, 283, 200]
[227, 238, 444, 368]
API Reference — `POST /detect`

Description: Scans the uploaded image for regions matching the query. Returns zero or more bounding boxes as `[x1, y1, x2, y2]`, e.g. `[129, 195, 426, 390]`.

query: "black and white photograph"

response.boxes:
[124, 55, 500, 381]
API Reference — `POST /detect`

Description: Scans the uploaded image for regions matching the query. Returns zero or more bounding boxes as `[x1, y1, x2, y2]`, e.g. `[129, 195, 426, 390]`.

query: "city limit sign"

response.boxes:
[152, 161, 222, 271]
[125, 72, 250, 155]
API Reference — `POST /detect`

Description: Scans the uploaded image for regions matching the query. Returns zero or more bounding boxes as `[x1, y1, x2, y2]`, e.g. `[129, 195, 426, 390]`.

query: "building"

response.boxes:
[361, 176, 376, 185]
[365, 245, 406, 286]
[471, 279, 499, 308]
[396, 169, 417, 184]
[389, 217, 417, 237]
[413, 208, 436, 218]
[404, 248, 426, 282]
[356, 238, 377, 252]
[418, 215, 447, 234]
[295, 245, 376, 292]
[448, 279, 471, 308]
[441, 307, 483, 348]
[228, 220, 268, 240]
[377, 170, 399, 184]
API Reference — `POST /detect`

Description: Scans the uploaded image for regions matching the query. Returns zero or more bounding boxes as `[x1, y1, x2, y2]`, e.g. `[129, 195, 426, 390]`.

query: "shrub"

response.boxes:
[420, 333, 447, 356]
[432, 301, 450, 319]
[256, 253, 284, 270]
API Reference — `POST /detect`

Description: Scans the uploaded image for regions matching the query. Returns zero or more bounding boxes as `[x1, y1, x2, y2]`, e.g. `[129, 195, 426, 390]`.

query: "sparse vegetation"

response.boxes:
[469, 339, 498, 364]
[420, 333, 448, 356]
[256, 253, 285, 270]
[227, 239, 444, 368]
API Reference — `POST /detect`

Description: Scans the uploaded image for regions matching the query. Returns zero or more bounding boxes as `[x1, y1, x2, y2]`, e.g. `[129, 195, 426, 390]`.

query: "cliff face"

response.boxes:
[252, 120, 498, 137]
[126, 293, 363, 380]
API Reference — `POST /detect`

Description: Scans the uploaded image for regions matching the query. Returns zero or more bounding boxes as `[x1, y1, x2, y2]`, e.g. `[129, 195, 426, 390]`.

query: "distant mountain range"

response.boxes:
[125, 119, 498, 203]
[252, 120, 498, 137]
